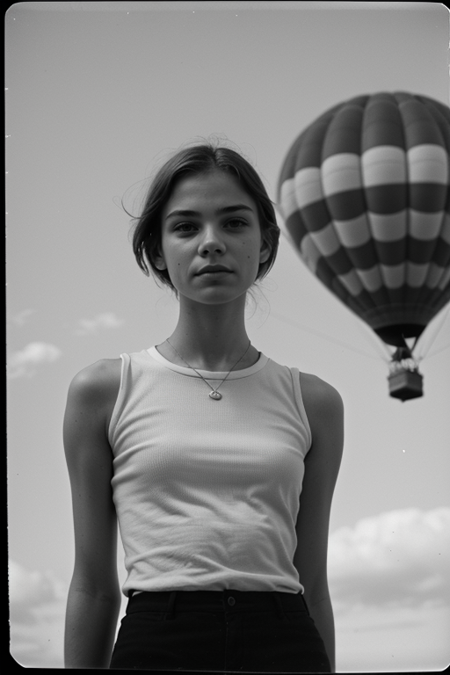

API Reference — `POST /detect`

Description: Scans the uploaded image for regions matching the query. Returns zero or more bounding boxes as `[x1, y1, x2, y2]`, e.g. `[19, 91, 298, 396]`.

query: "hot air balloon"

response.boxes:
[277, 92, 450, 401]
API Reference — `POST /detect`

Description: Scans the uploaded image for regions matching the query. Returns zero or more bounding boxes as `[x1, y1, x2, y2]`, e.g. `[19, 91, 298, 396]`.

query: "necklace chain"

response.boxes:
[165, 339, 252, 400]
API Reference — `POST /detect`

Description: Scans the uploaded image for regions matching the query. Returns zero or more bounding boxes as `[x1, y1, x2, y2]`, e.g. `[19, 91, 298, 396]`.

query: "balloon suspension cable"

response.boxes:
[354, 319, 392, 363]
[414, 304, 450, 363]
[269, 310, 380, 361]
[423, 341, 450, 360]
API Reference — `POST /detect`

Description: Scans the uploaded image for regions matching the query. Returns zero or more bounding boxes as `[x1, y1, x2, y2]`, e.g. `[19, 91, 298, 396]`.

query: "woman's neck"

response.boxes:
[159, 297, 258, 371]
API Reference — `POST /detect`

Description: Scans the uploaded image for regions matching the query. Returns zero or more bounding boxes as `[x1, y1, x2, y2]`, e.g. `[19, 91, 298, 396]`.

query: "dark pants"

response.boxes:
[109, 589, 331, 673]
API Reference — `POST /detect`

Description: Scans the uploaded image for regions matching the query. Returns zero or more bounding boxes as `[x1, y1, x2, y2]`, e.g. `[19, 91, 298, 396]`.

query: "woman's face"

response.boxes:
[156, 170, 270, 306]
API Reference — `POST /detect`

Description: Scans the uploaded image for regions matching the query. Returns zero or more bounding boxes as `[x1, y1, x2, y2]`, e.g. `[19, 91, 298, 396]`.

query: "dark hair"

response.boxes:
[131, 142, 280, 291]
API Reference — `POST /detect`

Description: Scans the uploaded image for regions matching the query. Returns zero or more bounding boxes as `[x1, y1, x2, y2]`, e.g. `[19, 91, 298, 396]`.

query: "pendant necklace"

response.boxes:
[165, 338, 252, 401]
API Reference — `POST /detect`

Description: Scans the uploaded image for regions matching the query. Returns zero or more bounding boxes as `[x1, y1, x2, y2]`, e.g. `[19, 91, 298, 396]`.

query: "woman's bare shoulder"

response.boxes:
[298, 372, 344, 469]
[299, 372, 343, 414]
[68, 358, 122, 405]
[64, 358, 123, 441]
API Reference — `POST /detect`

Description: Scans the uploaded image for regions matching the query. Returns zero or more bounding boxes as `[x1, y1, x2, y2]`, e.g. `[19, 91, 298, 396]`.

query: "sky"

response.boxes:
[5, 1, 450, 670]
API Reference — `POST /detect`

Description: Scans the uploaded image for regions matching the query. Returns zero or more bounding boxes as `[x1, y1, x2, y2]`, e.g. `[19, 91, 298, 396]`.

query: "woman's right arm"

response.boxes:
[63, 360, 122, 668]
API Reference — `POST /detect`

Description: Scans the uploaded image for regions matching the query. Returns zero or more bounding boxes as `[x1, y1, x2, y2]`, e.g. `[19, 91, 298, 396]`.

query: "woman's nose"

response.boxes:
[198, 225, 226, 256]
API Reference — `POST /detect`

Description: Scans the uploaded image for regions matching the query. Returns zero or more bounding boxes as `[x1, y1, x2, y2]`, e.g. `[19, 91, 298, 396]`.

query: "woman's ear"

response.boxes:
[259, 239, 272, 265]
[152, 248, 167, 271]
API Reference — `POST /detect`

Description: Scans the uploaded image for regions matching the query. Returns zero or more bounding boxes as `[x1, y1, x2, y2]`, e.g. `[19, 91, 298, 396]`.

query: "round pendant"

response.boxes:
[209, 390, 222, 400]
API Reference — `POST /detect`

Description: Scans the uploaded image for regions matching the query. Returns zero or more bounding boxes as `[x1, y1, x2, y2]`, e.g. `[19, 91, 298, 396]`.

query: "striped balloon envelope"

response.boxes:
[277, 92, 450, 349]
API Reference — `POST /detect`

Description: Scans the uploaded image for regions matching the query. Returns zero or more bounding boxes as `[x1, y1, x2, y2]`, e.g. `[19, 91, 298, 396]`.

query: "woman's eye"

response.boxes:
[174, 223, 196, 233]
[226, 218, 247, 228]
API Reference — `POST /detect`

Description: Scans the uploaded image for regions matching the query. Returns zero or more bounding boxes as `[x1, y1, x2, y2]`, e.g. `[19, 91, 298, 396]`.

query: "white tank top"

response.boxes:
[109, 347, 312, 597]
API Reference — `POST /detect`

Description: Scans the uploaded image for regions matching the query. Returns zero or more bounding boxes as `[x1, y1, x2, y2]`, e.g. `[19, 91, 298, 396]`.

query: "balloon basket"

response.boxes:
[388, 369, 423, 402]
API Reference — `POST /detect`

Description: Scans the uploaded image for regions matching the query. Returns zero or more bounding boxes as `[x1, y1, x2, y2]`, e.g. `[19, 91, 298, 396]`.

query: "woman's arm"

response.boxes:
[294, 373, 344, 673]
[63, 360, 122, 668]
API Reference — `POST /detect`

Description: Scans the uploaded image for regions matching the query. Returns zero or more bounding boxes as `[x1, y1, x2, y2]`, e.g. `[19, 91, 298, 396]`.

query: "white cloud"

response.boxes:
[327, 509, 450, 671]
[75, 311, 124, 336]
[335, 602, 450, 672]
[9, 560, 66, 668]
[9, 309, 37, 327]
[9, 560, 65, 610]
[8, 342, 62, 379]
[328, 507, 450, 609]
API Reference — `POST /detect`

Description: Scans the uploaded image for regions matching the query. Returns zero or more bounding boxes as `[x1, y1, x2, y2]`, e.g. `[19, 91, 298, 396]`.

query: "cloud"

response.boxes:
[8, 342, 62, 379]
[328, 507, 450, 610]
[335, 602, 450, 672]
[75, 311, 124, 336]
[9, 560, 66, 668]
[8, 309, 37, 327]
[9, 560, 65, 619]
[327, 509, 450, 671]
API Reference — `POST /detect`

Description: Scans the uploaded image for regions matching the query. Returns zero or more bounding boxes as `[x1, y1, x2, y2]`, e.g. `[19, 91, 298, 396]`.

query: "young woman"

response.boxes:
[63, 143, 344, 672]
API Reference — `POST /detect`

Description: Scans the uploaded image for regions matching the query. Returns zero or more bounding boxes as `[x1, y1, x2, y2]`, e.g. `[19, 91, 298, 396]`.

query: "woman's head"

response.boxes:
[131, 142, 280, 292]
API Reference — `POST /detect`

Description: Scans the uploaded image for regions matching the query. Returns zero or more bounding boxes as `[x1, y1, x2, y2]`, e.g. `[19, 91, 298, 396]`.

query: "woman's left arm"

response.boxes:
[293, 373, 344, 672]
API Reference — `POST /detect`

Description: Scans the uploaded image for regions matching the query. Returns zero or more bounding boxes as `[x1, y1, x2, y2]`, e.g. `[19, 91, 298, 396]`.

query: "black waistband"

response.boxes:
[126, 589, 309, 616]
